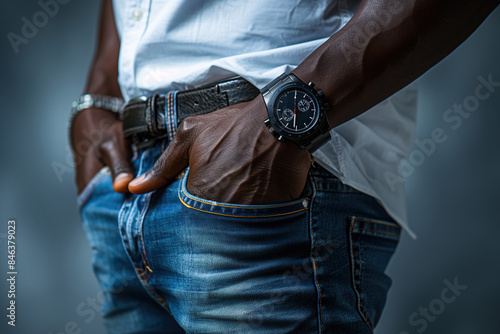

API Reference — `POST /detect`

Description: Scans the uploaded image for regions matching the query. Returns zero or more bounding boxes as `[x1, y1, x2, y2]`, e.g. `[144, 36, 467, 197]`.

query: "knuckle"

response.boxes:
[177, 117, 200, 138]
[112, 160, 131, 174]
[97, 139, 114, 155]
[150, 157, 167, 177]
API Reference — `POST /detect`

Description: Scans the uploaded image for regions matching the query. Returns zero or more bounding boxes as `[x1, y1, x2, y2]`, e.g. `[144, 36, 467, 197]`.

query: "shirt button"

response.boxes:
[132, 8, 143, 21]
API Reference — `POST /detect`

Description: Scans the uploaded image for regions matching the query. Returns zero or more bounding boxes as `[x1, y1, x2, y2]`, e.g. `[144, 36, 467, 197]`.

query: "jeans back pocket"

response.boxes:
[349, 216, 401, 331]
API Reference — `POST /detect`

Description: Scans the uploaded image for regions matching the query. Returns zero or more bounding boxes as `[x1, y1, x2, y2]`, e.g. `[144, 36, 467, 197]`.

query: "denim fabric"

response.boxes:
[78, 164, 185, 334]
[78, 95, 401, 333]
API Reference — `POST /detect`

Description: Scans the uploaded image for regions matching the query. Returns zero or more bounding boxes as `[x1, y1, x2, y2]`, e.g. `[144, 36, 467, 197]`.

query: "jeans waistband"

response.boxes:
[121, 77, 260, 147]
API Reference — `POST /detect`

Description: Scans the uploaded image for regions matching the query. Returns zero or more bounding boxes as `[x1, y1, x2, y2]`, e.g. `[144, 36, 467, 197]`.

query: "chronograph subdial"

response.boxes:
[280, 108, 294, 123]
[297, 99, 311, 112]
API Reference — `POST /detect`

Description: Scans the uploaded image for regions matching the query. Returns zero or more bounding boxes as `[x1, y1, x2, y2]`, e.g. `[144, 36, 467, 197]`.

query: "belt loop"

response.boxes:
[166, 91, 178, 142]
[146, 94, 159, 136]
[216, 82, 229, 106]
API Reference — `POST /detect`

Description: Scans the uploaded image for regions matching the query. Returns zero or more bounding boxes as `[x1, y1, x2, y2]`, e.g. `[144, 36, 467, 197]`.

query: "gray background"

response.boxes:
[0, 1, 499, 333]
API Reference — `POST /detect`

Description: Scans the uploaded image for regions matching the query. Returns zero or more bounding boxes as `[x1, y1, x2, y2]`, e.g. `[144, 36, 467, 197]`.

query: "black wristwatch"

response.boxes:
[261, 73, 331, 153]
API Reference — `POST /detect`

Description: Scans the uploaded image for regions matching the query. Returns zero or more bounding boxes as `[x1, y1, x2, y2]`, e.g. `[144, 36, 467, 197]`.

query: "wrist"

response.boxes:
[69, 94, 124, 149]
[242, 94, 269, 128]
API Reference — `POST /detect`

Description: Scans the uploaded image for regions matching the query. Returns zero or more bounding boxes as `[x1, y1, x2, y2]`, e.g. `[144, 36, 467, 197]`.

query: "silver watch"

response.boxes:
[69, 94, 125, 145]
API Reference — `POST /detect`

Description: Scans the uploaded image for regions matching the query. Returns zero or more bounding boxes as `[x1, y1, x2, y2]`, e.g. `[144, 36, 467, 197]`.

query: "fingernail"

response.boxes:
[115, 172, 132, 181]
[129, 174, 146, 186]
[113, 173, 133, 193]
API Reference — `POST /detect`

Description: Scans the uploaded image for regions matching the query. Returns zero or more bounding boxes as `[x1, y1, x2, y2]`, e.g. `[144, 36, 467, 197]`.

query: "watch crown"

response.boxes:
[308, 82, 315, 88]
[264, 118, 270, 126]
[317, 89, 324, 97]
[277, 135, 284, 142]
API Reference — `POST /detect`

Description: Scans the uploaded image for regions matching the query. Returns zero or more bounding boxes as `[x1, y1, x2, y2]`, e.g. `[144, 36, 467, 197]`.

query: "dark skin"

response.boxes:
[71, 0, 131, 194]
[72, 0, 499, 204]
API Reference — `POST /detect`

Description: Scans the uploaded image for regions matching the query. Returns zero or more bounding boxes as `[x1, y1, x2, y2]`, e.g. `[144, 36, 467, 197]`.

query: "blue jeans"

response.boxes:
[78, 97, 401, 334]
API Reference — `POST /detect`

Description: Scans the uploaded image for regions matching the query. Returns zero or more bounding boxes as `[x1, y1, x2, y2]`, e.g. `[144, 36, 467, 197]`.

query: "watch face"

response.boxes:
[274, 87, 318, 133]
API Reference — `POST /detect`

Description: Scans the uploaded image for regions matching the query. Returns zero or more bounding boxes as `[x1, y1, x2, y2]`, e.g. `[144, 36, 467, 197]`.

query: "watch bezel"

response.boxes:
[266, 80, 326, 140]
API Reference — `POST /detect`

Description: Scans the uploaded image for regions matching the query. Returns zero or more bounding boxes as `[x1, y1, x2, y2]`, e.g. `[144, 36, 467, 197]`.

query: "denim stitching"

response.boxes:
[350, 227, 400, 238]
[348, 217, 374, 332]
[166, 92, 177, 142]
[180, 172, 308, 210]
[138, 192, 154, 281]
[143, 282, 169, 309]
[351, 216, 400, 229]
[135, 191, 173, 312]
[139, 269, 151, 284]
[309, 173, 323, 333]
[179, 194, 308, 218]
[136, 267, 148, 277]
[77, 167, 110, 209]
[166, 92, 172, 141]
[138, 264, 152, 281]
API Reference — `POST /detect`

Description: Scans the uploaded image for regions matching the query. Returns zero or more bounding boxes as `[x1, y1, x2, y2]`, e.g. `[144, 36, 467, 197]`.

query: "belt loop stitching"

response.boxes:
[169, 91, 175, 139]
[166, 92, 172, 141]
[146, 94, 159, 135]
[172, 90, 178, 131]
[166, 92, 178, 142]
[146, 95, 153, 134]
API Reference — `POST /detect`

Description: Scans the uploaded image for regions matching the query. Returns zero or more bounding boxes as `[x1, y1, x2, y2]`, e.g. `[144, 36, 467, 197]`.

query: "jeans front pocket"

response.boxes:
[138, 168, 320, 332]
[178, 168, 311, 219]
[77, 166, 111, 209]
[348, 216, 401, 331]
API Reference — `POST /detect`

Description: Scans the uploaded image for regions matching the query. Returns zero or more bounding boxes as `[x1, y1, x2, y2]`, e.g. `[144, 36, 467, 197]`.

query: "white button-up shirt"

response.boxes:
[112, 0, 418, 237]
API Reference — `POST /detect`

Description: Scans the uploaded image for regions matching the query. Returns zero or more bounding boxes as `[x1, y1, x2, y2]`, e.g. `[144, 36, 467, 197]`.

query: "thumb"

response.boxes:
[128, 138, 190, 194]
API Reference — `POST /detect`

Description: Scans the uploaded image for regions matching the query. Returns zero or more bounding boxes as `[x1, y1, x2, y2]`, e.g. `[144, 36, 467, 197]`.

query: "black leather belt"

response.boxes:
[121, 77, 260, 144]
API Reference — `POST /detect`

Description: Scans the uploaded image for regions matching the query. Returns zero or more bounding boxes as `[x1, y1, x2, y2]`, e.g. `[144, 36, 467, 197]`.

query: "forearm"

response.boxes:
[71, 0, 120, 148]
[84, 0, 121, 97]
[293, 0, 499, 128]
[71, 0, 133, 194]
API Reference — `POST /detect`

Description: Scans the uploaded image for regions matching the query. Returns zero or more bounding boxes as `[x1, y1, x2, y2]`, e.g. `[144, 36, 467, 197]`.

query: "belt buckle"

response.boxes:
[123, 95, 168, 149]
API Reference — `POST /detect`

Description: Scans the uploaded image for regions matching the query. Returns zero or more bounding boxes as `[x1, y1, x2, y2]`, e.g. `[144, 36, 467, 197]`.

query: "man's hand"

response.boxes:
[128, 96, 312, 204]
[71, 0, 130, 194]
[71, 108, 134, 194]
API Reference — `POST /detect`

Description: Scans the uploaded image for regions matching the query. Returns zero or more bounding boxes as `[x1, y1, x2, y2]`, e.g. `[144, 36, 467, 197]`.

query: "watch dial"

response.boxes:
[275, 88, 318, 133]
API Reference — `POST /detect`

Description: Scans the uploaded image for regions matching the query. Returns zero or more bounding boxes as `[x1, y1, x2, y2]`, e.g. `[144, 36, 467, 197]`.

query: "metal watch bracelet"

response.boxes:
[68, 94, 124, 146]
